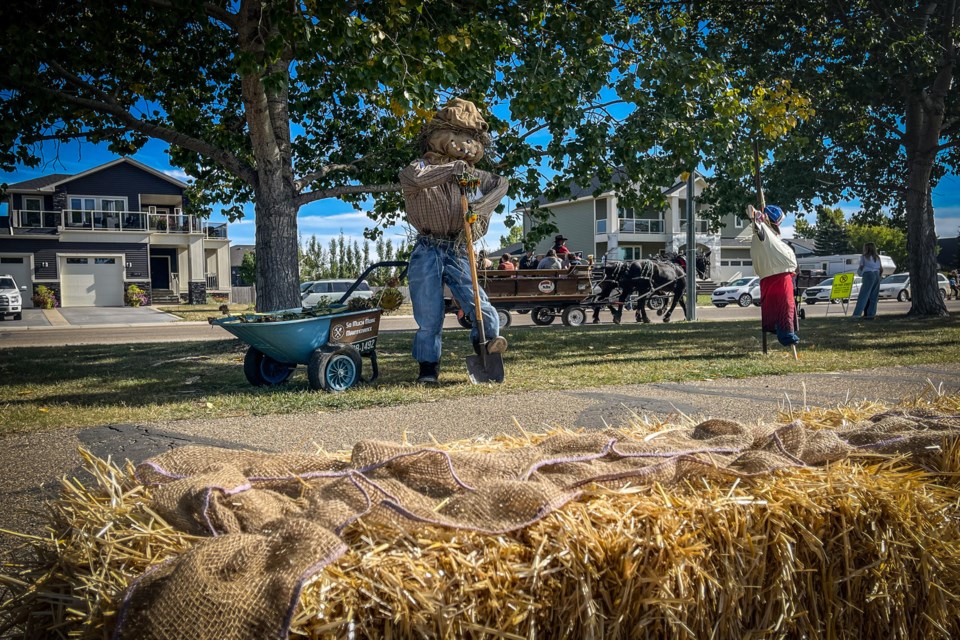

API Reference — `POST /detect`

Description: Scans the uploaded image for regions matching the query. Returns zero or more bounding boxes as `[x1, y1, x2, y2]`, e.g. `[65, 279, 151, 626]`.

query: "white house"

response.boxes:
[522, 172, 757, 282]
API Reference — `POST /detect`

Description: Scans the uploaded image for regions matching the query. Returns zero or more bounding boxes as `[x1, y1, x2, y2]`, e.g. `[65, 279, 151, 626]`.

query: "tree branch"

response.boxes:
[143, 0, 238, 29]
[37, 85, 256, 184]
[294, 164, 358, 191]
[22, 126, 132, 143]
[296, 183, 400, 207]
[933, 138, 960, 152]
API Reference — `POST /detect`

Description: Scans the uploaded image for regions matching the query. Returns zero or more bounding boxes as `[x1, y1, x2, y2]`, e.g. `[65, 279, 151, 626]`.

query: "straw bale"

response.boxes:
[2, 395, 960, 640]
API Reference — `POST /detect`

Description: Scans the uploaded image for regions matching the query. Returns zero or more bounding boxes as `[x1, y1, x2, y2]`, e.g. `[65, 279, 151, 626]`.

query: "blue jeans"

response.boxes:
[409, 236, 499, 363]
[852, 270, 880, 317]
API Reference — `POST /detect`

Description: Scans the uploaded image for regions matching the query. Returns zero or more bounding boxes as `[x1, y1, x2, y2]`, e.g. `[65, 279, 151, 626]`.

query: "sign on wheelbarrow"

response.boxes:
[329, 309, 381, 353]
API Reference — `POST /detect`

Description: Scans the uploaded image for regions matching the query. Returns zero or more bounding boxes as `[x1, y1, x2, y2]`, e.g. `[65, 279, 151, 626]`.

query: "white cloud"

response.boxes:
[162, 168, 191, 182]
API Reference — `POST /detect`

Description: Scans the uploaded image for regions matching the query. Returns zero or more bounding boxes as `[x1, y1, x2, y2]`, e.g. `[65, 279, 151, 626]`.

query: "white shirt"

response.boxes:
[750, 221, 797, 279]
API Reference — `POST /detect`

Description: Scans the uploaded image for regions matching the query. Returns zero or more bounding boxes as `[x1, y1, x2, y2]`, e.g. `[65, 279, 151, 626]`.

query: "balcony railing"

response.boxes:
[679, 219, 710, 234]
[206, 275, 220, 290]
[619, 219, 665, 234]
[204, 222, 228, 238]
[10, 209, 218, 236]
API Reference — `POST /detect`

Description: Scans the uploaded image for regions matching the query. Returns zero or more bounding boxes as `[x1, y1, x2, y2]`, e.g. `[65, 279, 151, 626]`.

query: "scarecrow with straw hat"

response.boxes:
[399, 98, 509, 384]
[748, 203, 800, 348]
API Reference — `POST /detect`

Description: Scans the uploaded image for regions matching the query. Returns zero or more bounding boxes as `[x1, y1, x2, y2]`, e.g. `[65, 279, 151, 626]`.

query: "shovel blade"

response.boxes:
[465, 353, 505, 384]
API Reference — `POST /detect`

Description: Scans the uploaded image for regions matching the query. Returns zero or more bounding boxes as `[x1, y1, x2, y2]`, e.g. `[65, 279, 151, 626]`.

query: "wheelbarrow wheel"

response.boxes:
[308, 346, 362, 392]
[243, 346, 295, 387]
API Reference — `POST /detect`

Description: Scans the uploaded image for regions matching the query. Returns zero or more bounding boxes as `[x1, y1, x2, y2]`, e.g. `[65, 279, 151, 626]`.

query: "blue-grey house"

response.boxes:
[0, 158, 231, 307]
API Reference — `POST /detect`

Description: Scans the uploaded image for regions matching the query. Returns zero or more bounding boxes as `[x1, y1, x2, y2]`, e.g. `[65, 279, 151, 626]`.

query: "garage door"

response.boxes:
[61, 257, 124, 307]
[0, 256, 33, 308]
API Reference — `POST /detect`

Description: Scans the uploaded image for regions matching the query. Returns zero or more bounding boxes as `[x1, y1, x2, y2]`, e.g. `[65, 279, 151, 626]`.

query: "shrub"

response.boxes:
[31, 285, 58, 309]
[125, 285, 149, 307]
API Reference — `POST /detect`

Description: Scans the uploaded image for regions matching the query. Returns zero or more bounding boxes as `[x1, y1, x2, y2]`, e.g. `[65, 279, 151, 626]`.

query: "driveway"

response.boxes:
[0, 308, 49, 327]
[55, 306, 179, 325]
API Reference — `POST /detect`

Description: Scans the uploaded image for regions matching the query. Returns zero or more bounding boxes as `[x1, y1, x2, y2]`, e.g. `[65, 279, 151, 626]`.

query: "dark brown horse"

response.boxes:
[596, 253, 708, 323]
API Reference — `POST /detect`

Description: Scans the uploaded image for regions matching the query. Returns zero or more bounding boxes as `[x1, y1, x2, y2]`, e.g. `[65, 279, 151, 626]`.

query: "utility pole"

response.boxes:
[685, 170, 697, 321]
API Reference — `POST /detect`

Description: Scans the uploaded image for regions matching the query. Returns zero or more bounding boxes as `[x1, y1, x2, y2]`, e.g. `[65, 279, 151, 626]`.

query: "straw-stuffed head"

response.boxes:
[418, 98, 491, 166]
[763, 205, 784, 226]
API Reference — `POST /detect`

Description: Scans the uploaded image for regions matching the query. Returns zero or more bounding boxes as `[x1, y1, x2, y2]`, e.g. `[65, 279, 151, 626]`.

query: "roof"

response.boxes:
[534, 169, 707, 208]
[6, 174, 71, 191]
[5, 158, 188, 192]
[230, 244, 255, 267]
[487, 241, 525, 258]
[785, 237, 817, 255]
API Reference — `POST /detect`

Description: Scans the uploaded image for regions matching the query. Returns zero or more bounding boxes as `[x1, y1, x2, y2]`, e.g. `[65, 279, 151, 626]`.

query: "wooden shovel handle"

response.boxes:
[460, 191, 488, 348]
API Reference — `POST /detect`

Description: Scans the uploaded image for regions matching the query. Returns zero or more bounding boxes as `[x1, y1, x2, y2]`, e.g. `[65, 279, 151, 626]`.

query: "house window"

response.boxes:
[66, 258, 88, 264]
[618, 245, 643, 261]
[1, 257, 24, 264]
[735, 215, 744, 228]
[94, 258, 116, 265]
[595, 199, 607, 234]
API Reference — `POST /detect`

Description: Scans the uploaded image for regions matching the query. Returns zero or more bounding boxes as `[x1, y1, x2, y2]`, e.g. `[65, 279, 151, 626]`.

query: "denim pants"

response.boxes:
[852, 270, 880, 317]
[409, 236, 499, 363]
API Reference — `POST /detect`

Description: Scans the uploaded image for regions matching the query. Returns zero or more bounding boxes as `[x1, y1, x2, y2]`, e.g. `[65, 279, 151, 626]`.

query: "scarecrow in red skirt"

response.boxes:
[748, 204, 800, 347]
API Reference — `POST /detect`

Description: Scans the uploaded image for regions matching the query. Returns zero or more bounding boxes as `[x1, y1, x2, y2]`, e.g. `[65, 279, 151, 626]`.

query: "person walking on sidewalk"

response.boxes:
[852, 242, 882, 319]
[399, 98, 509, 384]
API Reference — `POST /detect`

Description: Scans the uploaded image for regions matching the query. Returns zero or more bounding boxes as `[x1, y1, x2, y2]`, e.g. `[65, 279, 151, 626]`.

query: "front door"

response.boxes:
[150, 256, 171, 289]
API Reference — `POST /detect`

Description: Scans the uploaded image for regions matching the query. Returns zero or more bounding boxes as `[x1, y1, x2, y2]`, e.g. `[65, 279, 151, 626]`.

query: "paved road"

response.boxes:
[2, 298, 956, 348]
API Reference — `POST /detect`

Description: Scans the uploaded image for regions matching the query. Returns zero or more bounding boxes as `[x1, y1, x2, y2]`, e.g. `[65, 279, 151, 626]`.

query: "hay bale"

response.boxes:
[2, 396, 960, 639]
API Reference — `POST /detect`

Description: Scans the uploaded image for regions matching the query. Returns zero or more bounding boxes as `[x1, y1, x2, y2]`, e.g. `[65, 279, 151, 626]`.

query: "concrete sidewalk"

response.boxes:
[3, 363, 959, 558]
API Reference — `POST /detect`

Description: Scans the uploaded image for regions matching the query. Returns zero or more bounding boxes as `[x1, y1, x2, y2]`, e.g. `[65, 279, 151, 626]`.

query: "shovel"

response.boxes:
[459, 182, 505, 384]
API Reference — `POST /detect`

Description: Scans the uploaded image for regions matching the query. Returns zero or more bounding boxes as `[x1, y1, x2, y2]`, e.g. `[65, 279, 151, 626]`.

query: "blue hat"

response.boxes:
[763, 205, 784, 225]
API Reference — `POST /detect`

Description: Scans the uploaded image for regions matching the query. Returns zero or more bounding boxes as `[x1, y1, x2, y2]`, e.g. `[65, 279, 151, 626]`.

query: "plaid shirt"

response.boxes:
[399, 158, 509, 239]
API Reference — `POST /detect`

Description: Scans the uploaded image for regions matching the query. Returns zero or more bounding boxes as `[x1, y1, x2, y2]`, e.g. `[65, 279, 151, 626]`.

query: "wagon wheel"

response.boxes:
[531, 307, 555, 325]
[308, 346, 362, 392]
[647, 296, 665, 312]
[456, 311, 473, 329]
[243, 346, 295, 387]
[561, 306, 587, 327]
[496, 307, 512, 328]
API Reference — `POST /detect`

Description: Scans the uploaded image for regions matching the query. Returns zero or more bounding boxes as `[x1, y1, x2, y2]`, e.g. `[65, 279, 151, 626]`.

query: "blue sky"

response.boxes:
[2, 137, 958, 252]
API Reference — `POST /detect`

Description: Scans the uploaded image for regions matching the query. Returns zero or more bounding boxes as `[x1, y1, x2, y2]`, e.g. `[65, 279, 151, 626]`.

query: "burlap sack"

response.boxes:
[114, 410, 960, 640]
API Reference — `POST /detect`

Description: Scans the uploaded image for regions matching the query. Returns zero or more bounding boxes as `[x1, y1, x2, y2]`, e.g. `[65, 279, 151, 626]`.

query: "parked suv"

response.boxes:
[301, 279, 373, 308]
[878, 272, 949, 301]
[0, 274, 26, 320]
[711, 276, 760, 308]
[803, 275, 862, 304]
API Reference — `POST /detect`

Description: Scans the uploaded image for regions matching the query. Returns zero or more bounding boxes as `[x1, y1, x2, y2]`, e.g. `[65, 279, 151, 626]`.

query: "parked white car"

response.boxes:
[301, 279, 373, 308]
[0, 274, 26, 320]
[878, 272, 949, 301]
[711, 276, 760, 308]
[803, 275, 862, 304]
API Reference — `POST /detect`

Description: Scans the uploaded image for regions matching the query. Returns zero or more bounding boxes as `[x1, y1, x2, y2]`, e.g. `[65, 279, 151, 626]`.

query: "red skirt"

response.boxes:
[760, 273, 796, 335]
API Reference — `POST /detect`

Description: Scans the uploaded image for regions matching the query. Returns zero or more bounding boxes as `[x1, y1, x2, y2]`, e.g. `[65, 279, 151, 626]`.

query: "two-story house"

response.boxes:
[0, 157, 230, 307]
[522, 172, 756, 282]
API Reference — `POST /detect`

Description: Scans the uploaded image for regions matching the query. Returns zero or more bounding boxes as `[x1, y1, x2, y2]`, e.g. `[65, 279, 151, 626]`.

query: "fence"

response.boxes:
[231, 286, 256, 305]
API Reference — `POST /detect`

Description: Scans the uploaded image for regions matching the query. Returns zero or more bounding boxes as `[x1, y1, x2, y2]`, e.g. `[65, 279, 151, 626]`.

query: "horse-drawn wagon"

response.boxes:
[445, 264, 670, 327]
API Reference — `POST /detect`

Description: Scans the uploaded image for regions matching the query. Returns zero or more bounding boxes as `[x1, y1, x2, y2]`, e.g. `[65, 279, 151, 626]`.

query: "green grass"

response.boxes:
[1, 315, 958, 433]
[158, 304, 255, 321]
[159, 303, 414, 321]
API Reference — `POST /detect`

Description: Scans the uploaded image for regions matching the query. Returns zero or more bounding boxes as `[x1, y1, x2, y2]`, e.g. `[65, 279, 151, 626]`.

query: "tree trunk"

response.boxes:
[903, 158, 948, 317]
[254, 185, 300, 312]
